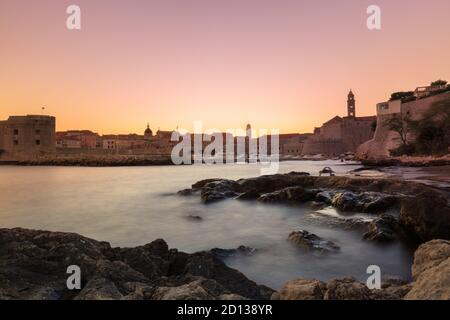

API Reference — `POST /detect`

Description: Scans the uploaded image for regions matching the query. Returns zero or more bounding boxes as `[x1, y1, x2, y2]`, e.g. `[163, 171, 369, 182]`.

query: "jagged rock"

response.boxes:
[200, 180, 241, 204]
[152, 279, 215, 300]
[331, 192, 398, 214]
[288, 230, 340, 253]
[315, 191, 335, 204]
[74, 278, 123, 300]
[258, 187, 319, 203]
[405, 240, 450, 300]
[180, 251, 273, 299]
[0, 228, 274, 300]
[275, 277, 410, 300]
[235, 189, 261, 200]
[400, 191, 450, 241]
[211, 246, 257, 258]
[363, 214, 400, 242]
[324, 277, 372, 300]
[277, 279, 326, 300]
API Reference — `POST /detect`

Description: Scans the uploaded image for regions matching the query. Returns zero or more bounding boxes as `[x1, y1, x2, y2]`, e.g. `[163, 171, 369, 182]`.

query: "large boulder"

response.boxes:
[323, 277, 373, 300]
[400, 191, 450, 241]
[405, 240, 450, 300]
[276, 279, 326, 300]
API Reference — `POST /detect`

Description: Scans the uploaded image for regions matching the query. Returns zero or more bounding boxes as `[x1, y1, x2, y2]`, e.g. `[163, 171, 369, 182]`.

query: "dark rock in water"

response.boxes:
[363, 214, 400, 242]
[288, 230, 340, 253]
[315, 191, 335, 204]
[235, 189, 261, 200]
[400, 191, 450, 242]
[200, 179, 240, 204]
[183, 172, 450, 243]
[258, 187, 320, 204]
[0, 228, 274, 300]
[211, 246, 257, 258]
[186, 215, 203, 221]
[331, 192, 398, 214]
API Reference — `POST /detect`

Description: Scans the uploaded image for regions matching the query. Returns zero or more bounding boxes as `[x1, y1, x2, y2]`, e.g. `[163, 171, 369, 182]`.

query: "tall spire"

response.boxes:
[347, 90, 356, 118]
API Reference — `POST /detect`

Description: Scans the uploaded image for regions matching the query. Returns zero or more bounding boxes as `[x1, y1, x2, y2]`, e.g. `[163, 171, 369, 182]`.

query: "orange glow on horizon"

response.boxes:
[1, 0, 449, 135]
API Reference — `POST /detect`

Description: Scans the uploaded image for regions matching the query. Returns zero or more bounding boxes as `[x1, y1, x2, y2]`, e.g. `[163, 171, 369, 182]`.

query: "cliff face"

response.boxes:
[356, 92, 450, 159]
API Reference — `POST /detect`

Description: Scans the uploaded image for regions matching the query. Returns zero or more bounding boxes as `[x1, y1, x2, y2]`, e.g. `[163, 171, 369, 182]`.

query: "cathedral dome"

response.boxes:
[144, 124, 153, 137]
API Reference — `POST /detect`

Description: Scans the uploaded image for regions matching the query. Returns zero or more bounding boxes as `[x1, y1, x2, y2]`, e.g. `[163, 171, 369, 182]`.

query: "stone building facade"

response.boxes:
[300, 91, 376, 156]
[0, 115, 56, 160]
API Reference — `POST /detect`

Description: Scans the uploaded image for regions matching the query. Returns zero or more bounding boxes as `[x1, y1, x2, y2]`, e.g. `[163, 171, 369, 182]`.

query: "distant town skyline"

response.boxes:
[1, 0, 449, 134]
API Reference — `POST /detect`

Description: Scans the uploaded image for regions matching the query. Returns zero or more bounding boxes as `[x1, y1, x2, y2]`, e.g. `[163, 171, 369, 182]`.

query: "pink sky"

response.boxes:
[0, 0, 449, 134]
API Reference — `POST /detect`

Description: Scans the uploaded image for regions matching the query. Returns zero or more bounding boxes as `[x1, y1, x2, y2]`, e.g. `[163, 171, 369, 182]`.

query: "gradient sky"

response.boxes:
[1, 0, 449, 134]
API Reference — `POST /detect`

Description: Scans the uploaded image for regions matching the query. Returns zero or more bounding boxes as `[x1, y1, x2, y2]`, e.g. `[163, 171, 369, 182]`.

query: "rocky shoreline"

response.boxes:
[1, 173, 449, 300]
[360, 155, 450, 167]
[0, 227, 448, 300]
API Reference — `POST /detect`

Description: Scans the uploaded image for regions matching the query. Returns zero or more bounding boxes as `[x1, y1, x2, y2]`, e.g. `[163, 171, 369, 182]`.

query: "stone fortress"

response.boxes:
[282, 91, 376, 157]
[0, 115, 56, 161]
[357, 85, 450, 159]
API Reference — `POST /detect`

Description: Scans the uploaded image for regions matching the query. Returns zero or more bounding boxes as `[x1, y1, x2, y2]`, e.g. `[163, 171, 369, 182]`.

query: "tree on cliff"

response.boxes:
[387, 98, 450, 156]
[385, 113, 413, 148]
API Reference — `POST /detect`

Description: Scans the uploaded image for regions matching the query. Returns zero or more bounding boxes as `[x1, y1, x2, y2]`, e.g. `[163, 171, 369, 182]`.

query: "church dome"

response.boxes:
[144, 124, 153, 137]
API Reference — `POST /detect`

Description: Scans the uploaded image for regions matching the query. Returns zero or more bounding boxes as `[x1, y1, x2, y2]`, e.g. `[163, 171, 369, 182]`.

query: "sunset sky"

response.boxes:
[1, 0, 449, 134]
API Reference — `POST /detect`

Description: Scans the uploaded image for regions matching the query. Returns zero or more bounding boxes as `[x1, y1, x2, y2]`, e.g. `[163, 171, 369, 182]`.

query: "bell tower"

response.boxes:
[347, 90, 356, 118]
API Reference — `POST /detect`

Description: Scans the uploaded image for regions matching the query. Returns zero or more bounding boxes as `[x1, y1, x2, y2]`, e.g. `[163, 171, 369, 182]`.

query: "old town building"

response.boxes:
[0, 115, 56, 160]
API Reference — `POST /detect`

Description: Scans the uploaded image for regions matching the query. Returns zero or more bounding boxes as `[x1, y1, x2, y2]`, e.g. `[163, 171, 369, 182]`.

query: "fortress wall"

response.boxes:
[341, 118, 376, 152]
[301, 139, 345, 156]
[0, 116, 56, 161]
[356, 92, 450, 159]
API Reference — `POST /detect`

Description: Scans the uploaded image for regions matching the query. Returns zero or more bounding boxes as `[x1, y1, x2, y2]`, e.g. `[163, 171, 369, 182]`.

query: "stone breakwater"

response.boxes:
[0, 228, 449, 300]
[0, 155, 174, 167]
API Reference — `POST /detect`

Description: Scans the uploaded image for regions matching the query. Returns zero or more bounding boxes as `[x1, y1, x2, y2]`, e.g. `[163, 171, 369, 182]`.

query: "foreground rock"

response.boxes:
[275, 239, 450, 300]
[180, 172, 450, 242]
[363, 214, 402, 242]
[405, 240, 450, 300]
[273, 277, 410, 300]
[0, 228, 273, 300]
[288, 230, 340, 253]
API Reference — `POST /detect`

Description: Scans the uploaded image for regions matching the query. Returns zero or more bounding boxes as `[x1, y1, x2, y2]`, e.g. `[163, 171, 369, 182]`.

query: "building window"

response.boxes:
[35, 129, 41, 135]
[13, 140, 19, 146]
[36, 140, 41, 145]
[13, 129, 19, 135]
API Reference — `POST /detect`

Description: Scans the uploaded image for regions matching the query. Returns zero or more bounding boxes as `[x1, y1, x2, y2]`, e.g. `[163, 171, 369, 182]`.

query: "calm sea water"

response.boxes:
[0, 160, 414, 289]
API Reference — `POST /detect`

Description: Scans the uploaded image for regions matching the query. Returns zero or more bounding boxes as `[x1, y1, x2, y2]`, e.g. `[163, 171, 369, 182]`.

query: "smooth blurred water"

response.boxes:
[0, 160, 414, 289]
